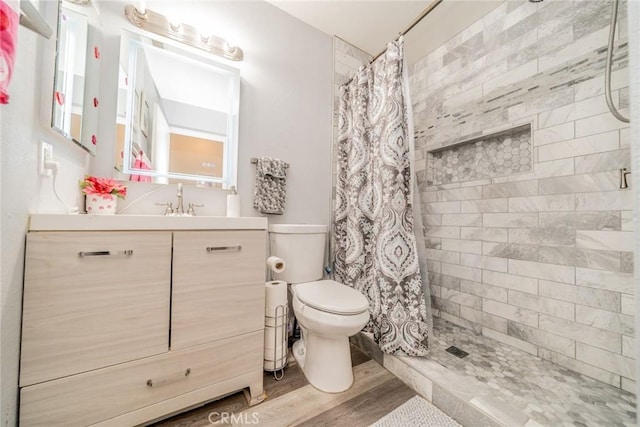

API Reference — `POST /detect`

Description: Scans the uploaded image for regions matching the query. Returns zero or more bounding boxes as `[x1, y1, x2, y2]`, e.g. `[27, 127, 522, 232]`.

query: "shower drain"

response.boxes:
[445, 346, 469, 358]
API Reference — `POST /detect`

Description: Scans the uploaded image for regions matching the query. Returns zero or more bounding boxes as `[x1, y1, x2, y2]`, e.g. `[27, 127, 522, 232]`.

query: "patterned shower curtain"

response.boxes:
[334, 39, 431, 356]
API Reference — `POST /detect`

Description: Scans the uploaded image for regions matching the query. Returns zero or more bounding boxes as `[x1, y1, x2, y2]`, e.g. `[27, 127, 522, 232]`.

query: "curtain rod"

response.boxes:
[342, 0, 442, 86]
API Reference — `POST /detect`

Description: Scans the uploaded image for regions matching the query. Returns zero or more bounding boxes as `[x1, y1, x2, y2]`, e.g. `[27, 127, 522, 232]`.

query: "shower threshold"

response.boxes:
[350, 317, 635, 426]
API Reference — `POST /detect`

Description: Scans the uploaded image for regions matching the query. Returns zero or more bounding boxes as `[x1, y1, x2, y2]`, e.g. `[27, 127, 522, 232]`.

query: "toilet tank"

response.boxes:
[269, 224, 328, 284]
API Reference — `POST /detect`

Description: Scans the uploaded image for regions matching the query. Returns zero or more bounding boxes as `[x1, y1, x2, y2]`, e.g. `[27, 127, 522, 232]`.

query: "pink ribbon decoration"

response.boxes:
[0, 1, 18, 104]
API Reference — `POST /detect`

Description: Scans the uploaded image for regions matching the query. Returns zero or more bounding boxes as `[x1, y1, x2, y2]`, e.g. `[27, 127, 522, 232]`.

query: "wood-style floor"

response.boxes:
[151, 345, 417, 427]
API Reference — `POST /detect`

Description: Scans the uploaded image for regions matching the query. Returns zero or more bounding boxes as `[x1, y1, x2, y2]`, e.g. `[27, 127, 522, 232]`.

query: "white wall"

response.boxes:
[95, 1, 334, 225]
[1, 1, 332, 424]
[1, 1, 91, 425]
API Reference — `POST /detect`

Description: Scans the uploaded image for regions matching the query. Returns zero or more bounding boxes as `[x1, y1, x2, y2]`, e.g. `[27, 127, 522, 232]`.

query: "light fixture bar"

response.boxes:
[124, 5, 243, 61]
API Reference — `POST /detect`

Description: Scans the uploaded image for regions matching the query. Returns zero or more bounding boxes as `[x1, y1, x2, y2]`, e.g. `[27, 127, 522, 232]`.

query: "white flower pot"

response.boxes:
[85, 194, 117, 215]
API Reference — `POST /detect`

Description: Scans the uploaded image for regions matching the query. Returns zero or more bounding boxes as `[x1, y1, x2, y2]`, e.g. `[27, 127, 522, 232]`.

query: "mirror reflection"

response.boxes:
[51, 3, 88, 147]
[115, 31, 240, 189]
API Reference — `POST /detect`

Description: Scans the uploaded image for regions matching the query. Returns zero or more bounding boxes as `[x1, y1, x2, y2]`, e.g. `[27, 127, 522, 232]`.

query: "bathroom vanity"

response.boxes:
[19, 214, 267, 426]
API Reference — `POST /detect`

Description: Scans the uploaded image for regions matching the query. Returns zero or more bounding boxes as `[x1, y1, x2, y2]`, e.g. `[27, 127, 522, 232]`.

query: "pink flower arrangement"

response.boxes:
[79, 175, 127, 199]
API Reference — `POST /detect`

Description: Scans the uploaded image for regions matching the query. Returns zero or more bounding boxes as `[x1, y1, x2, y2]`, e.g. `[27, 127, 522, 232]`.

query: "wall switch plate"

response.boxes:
[40, 141, 53, 176]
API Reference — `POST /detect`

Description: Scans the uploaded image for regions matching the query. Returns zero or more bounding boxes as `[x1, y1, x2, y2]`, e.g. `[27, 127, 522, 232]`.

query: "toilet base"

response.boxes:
[292, 333, 354, 393]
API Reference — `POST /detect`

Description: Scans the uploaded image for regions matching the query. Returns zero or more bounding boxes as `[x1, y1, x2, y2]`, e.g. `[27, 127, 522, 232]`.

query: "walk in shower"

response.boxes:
[333, 0, 636, 425]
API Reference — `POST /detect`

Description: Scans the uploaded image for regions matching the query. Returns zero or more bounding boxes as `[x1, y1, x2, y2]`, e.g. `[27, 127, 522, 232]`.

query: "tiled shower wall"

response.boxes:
[410, 0, 634, 391]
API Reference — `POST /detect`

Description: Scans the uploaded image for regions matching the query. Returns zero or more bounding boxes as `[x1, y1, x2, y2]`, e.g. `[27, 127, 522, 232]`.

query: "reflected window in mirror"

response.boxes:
[114, 31, 240, 189]
[51, 0, 101, 155]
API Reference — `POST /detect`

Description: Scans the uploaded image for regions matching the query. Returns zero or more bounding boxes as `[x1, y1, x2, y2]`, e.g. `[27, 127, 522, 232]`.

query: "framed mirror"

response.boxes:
[51, 0, 101, 155]
[114, 31, 240, 189]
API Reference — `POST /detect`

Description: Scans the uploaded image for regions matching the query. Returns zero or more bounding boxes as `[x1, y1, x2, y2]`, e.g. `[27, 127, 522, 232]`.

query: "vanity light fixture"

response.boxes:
[124, 5, 243, 61]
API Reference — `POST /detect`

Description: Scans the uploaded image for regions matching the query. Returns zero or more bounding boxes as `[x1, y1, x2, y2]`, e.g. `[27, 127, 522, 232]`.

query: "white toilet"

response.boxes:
[269, 224, 369, 393]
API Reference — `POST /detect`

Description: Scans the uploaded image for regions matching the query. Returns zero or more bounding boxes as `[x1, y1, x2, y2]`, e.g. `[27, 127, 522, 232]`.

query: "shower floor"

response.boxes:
[353, 317, 636, 426]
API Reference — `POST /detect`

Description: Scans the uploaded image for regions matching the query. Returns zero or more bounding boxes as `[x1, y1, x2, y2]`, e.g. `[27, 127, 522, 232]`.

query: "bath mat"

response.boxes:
[370, 396, 461, 427]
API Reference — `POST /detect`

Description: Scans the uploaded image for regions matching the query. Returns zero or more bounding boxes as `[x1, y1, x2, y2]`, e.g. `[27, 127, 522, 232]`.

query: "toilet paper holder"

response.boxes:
[264, 304, 288, 380]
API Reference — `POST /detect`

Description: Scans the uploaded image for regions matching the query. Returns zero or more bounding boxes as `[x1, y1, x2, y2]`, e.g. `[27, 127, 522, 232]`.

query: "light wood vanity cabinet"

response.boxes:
[19, 221, 267, 427]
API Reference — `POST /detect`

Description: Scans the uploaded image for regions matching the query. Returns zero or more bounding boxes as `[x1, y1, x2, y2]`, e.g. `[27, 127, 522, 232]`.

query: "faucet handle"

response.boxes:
[155, 202, 174, 216]
[186, 203, 204, 216]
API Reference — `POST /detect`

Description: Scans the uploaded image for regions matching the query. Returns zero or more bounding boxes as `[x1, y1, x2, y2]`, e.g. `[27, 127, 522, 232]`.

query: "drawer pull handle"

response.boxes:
[146, 368, 191, 388]
[78, 250, 134, 257]
[206, 245, 242, 253]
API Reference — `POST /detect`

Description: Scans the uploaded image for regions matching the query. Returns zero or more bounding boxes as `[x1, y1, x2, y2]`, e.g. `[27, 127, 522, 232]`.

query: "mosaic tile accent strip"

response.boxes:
[428, 124, 531, 185]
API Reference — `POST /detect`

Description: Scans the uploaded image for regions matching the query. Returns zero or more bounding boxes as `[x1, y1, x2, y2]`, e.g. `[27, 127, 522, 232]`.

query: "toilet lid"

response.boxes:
[294, 280, 369, 315]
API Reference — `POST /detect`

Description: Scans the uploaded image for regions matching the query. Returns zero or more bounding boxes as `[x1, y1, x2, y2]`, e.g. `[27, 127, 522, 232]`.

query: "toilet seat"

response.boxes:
[294, 280, 369, 315]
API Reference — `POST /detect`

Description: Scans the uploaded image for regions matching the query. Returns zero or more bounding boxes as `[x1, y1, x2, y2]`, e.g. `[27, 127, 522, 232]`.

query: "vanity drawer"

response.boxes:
[171, 230, 266, 349]
[19, 330, 263, 427]
[20, 231, 172, 386]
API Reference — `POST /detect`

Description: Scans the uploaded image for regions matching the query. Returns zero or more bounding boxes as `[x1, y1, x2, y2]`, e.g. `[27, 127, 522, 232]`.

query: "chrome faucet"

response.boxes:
[176, 183, 184, 215]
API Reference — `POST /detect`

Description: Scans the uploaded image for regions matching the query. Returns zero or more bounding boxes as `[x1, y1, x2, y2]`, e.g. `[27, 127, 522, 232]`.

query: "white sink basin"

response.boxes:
[29, 214, 267, 231]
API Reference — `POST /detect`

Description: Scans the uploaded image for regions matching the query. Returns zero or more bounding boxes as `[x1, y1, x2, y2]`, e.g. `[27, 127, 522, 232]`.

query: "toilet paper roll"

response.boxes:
[266, 256, 286, 274]
[264, 326, 285, 349]
[265, 280, 288, 316]
[264, 280, 288, 371]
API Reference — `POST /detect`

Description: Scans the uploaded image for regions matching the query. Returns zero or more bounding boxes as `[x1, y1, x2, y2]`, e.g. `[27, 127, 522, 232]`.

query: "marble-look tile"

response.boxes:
[620, 252, 633, 273]
[383, 355, 433, 401]
[507, 321, 575, 357]
[538, 247, 621, 271]
[538, 347, 621, 388]
[483, 213, 538, 228]
[621, 210, 632, 231]
[432, 384, 501, 427]
[482, 270, 538, 294]
[482, 326, 538, 355]
[442, 262, 482, 282]
[460, 280, 509, 304]
[439, 312, 483, 334]
[574, 148, 630, 174]
[460, 253, 508, 273]
[575, 111, 630, 138]
[349, 332, 384, 366]
[576, 343, 635, 378]
[538, 26, 609, 72]
[426, 248, 461, 264]
[460, 227, 508, 243]
[483, 181, 538, 198]
[621, 377, 635, 394]
[622, 335, 635, 359]
[508, 289, 575, 321]
[427, 201, 462, 214]
[425, 214, 442, 226]
[539, 314, 621, 352]
[508, 194, 574, 212]
[620, 127, 630, 148]
[426, 226, 460, 239]
[459, 305, 509, 333]
[442, 287, 483, 310]
[538, 131, 620, 162]
[576, 230, 634, 252]
[460, 198, 509, 213]
[621, 294, 635, 316]
[575, 267, 634, 294]
[538, 171, 619, 194]
[508, 259, 575, 284]
[509, 158, 575, 182]
[483, 299, 538, 327]
[485, 242, 539, 261]
[533, 122, 574, 146]
[538, 280, 621, 312]
[441, 214, 483, 227]
[433, 296, 461, 316]
[509, 227, 576, 247]
[577, 188, 633, 212]
[441, 186, 484, 201]
[538, 95, 610, 129]
[538, 211, 621, 231]
[442, 239, 483, 255]
[573, 69, 629, 101]
[430, 273, 462, 291]
[575, 305, 634, 335]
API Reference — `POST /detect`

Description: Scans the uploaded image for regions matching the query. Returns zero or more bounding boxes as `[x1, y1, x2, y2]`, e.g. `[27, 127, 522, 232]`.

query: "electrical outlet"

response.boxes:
[40, 141, 53, 176]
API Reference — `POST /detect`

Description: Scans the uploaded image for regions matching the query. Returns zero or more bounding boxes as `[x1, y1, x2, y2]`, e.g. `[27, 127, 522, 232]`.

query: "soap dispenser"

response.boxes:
[227, 186, 240, 217]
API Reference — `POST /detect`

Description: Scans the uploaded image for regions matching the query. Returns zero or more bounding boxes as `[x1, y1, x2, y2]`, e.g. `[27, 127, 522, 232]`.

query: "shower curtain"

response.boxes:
[334, 38, 432, 356]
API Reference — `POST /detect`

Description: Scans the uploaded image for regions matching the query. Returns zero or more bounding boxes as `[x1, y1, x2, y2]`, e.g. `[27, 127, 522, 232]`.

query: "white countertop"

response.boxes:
[29, 214, 268, 231]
